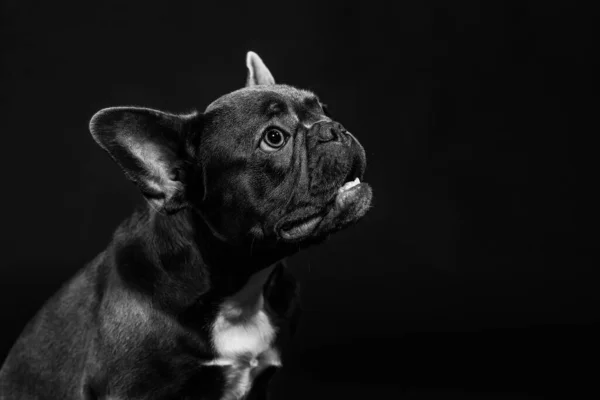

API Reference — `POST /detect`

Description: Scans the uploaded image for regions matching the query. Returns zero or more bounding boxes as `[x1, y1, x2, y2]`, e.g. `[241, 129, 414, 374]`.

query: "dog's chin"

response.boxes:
[277, 179, 373, 244]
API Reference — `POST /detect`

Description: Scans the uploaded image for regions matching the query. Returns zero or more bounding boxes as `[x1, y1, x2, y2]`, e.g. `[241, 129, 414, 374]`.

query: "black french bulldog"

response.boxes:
[0, 51, 372, 400]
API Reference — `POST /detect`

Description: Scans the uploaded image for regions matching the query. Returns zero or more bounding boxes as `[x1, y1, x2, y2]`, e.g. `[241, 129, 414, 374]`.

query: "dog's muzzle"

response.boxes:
[308, 120, 351, 146]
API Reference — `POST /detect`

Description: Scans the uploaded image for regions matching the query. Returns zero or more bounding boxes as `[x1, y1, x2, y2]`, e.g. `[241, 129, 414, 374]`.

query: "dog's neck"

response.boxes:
[110, 205, 286, 318]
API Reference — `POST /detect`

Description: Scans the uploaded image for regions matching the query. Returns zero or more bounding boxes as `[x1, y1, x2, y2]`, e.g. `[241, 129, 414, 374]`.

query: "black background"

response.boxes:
[1, 1, 598, 398]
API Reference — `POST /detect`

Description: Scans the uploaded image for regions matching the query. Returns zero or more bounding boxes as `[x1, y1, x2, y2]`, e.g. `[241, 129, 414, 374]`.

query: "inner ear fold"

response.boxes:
[246, 51, 276, 87]
[89, 107, 194, 213]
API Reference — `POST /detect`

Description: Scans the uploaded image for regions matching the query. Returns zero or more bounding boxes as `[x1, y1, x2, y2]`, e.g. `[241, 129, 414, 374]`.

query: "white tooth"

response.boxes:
[339, 177, 361, 192]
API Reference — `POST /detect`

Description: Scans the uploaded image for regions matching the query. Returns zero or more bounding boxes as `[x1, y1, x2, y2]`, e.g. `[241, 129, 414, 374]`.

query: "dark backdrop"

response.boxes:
[1, 1, 597, 398]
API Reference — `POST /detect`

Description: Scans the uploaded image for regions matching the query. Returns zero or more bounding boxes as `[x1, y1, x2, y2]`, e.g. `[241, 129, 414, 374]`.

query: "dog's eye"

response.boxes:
[260, 128, 288, 152]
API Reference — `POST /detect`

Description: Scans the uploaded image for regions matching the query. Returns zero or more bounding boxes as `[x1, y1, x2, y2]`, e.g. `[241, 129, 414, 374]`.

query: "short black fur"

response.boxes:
[0, 52, 372, 400]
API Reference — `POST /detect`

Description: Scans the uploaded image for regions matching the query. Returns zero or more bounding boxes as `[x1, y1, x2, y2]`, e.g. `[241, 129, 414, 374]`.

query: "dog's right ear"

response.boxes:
[89, 107, 195, 213]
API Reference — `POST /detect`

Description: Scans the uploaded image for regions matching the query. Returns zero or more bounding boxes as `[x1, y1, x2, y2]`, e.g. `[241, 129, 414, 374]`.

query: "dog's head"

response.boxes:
[90, 52, 372, 250]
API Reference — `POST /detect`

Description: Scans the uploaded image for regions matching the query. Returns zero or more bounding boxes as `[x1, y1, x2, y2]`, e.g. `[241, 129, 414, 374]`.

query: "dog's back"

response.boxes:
[1, 254, 105, 399]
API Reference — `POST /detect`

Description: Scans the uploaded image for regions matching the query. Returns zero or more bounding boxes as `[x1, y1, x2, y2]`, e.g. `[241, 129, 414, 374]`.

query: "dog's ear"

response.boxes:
[246, 51, 275, 87]
[89, 107, 194, 213]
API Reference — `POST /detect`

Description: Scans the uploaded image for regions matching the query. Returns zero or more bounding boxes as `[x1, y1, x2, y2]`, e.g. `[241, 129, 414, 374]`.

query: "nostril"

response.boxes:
[312, 122, 347, 143]
[328, 127, 338, 141]
[318, 126, 337, 142]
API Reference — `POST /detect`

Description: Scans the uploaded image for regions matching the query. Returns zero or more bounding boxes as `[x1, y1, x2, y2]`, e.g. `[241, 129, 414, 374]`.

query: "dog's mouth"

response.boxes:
[279, 177, 371, 242]
[279, 214, 324, 241]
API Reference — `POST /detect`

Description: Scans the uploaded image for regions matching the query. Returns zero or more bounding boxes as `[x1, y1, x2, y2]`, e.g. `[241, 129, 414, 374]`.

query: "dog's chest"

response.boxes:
[211, 304, 275, 358]
[204, 268, 281, 399]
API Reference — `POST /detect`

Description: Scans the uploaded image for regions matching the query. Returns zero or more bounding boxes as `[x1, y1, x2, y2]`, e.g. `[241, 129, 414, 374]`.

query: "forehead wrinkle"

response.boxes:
[263, 99, 288, 118]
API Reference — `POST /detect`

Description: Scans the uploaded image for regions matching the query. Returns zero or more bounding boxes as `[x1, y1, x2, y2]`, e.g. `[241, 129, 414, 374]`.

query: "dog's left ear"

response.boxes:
[246, 51, 276, 87]
[89, 107, 194, 213]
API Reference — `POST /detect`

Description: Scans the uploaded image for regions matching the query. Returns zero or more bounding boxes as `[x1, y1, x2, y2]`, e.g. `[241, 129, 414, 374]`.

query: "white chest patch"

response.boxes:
[204, 266, 282, 399]
[211, 306, 276, 358]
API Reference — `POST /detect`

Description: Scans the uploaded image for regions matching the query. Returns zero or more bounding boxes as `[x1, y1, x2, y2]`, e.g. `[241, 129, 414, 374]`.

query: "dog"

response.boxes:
[0, 51, 372, 400]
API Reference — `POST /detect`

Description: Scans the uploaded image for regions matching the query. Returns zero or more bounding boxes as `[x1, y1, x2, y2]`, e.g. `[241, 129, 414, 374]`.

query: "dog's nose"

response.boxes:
[314, 122, 346, 143]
